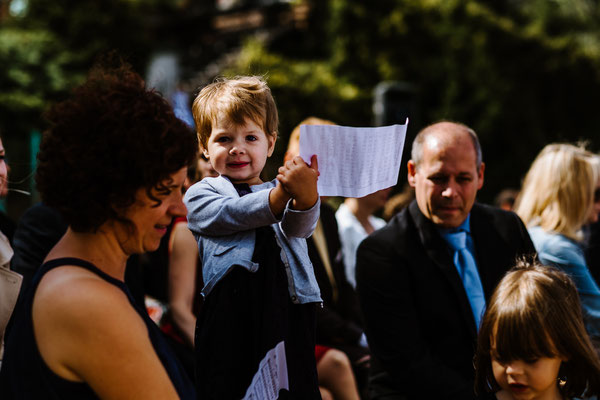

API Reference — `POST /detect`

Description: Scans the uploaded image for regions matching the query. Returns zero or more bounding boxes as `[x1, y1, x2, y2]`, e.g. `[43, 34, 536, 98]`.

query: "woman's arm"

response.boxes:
[537, 236, 600, 340]
[33, 266, 180, 400]
[168, 222, 199, 346]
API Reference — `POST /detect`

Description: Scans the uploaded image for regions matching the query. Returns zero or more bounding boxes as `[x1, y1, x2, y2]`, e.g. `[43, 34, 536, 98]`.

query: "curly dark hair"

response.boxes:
[36, 59, 197, 232]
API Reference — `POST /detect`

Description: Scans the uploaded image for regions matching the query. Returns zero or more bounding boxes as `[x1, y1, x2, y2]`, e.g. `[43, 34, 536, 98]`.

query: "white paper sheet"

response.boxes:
[299, 121, 408, 198]
[241, 341, 288, 400]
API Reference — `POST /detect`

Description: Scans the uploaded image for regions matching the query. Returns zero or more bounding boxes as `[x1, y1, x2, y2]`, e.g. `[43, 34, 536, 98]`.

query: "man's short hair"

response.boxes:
[411, 121, 483, 170]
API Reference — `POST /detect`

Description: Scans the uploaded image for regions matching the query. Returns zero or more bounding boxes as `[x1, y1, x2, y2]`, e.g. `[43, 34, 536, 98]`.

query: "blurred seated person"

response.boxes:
[163, 152, 218, 379]
[317, 346, 361, 400]
[10, 203, 67, 292]
[0, 133, 20, 369]
[286, 117, 368, 398]
[493, 188, 519, 211]
[0, 138, 16, 244]
[0, 58, 196, 398]
[197, 153, 217, 181]
[584, 157, 600, 285]
[336, 188, 391, 288]
[382, 184, 415, 221]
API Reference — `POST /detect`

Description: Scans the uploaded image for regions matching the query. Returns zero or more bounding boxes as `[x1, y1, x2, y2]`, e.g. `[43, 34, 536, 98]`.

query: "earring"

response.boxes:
[558, 376, 567, 389]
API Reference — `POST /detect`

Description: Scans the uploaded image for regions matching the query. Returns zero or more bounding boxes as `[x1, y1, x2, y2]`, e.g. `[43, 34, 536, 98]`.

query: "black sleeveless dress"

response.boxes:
[0, 257, 196, 399]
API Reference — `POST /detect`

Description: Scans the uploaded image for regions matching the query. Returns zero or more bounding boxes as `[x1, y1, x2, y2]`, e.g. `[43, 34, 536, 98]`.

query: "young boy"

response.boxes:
[184, 76, 323, 399]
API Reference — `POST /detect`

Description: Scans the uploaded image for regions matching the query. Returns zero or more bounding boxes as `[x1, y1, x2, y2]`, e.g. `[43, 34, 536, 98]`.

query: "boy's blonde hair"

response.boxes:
[192, 76, 279, 150]
[514, 143, 598, 240]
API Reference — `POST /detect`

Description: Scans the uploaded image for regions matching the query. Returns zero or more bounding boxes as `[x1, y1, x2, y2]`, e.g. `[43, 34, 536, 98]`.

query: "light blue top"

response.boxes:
[438, 215, 486, 329]
[529, 226, 600, 340]
[335, 202, 386, 288]
[184, 175, 322, 304]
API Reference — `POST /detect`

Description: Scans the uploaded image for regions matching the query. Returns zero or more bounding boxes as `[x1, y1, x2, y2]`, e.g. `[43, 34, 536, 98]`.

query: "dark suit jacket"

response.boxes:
[310, 203, 365, 353]
[356, 201, 535, 400]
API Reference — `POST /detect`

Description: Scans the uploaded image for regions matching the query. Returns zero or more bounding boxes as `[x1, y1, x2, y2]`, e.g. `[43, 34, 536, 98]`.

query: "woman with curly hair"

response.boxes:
[0, 60, 197, 399]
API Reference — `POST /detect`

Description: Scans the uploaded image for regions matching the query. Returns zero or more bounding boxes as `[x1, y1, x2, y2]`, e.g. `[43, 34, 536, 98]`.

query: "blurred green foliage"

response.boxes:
[3, 0, 600, 204]
[223, 0, 600, 202]
[0, 27, 79, 132]
[0, 0, 164, 137]
[0, 0, 179, 216]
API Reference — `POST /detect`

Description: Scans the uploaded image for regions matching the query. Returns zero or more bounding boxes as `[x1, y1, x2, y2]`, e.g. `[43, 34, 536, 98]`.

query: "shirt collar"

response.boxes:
[437, 214, 471, 235]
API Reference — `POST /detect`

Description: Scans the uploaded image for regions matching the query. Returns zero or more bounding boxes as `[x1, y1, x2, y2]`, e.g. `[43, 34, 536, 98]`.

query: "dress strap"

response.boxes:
[41, 257, 126, 288]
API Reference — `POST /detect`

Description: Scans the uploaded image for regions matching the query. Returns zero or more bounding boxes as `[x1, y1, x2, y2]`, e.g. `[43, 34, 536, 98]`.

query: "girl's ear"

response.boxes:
[202, 148, 209, 159]
[267, 132, 277, 157]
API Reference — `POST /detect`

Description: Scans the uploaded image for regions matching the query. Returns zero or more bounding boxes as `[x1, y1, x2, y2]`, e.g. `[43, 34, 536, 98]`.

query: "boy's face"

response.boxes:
[204, 116, 276, 186]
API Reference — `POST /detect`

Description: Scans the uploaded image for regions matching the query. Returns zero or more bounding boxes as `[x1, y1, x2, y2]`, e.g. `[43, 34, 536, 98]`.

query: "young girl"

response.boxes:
[185, 76, 323, 399]
[474, 258, 600, 400]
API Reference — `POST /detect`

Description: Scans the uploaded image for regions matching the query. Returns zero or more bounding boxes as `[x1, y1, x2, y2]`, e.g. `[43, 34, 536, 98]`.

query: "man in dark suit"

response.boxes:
[356, 121, 535, 399]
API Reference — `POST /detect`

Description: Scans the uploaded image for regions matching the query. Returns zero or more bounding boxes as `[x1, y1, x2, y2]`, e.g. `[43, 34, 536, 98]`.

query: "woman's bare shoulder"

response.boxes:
[32, 264, 147, 378]
[34, 265, 133, 319]
[31, 263, 180, 398]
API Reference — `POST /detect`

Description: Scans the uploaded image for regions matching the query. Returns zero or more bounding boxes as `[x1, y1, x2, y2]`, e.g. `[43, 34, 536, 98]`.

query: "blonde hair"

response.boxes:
[192, 76, 278, 150]
[591, 154, 600, 187]
[515, 143, 598, 240]
[474, 258, 600, 398]
[285, 116, 335, 162]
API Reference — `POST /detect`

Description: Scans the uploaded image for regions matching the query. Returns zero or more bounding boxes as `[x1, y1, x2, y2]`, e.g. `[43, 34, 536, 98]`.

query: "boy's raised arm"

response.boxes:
[185, 180, 280, 236]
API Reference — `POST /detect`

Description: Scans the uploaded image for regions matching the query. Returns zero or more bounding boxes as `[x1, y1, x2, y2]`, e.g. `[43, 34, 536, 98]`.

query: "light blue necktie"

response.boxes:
[445, 230, 486, 330]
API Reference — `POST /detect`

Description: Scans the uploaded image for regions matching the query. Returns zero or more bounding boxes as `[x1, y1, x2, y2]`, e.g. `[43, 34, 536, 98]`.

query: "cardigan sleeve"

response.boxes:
[184, 180, 277, 237]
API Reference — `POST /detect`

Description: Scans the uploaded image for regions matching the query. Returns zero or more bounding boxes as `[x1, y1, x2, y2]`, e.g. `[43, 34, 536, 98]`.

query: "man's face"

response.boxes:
[408, 131, 484, 228]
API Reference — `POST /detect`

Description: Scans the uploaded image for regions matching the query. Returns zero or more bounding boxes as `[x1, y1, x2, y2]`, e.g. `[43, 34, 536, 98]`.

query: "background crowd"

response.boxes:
[1, 2, 600, 400]
[0, 58, 597, 399]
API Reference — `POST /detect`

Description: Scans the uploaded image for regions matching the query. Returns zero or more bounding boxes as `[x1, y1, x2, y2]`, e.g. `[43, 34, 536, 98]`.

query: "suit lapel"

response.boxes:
[408, 202, 478, 338]
[469, 204, 500, 299]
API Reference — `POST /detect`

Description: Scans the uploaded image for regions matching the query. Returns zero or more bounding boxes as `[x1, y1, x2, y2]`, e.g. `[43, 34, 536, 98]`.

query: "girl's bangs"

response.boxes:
[492, 309, 558, 362]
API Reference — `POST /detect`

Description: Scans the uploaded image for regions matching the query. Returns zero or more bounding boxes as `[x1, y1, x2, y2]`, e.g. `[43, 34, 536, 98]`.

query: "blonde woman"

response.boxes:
[515, 143, 600, 343]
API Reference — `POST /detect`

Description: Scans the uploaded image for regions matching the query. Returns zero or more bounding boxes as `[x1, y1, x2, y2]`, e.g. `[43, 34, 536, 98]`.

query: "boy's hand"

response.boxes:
[277, 155, 319, 210]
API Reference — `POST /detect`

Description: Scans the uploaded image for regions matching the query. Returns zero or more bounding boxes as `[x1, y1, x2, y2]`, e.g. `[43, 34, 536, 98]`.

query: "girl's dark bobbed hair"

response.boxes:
[474, 257, 600, 398]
